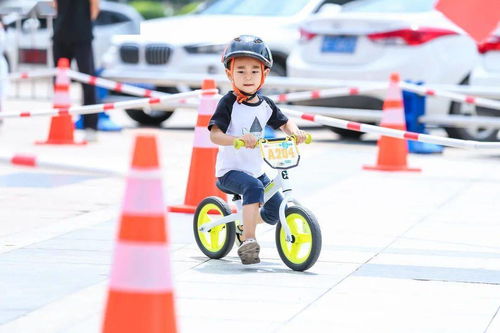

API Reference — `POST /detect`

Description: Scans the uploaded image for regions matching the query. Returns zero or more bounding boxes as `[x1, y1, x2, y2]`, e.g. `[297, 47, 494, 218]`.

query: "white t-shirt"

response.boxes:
[208, 92, 288, 177]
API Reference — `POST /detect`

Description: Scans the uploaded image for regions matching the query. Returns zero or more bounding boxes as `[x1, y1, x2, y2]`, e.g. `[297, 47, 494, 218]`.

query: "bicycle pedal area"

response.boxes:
[0, 103, 499, 333]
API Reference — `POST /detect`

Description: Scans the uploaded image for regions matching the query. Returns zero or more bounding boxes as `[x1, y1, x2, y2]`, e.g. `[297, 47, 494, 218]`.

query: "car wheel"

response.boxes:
[124, 86, 177, 126]
[125, 109, 174, 126]
[445, 77, 499, 141]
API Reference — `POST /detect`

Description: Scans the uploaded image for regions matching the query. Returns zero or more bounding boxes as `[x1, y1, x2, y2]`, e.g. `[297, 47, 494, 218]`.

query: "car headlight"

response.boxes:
[184, 44, 226, 54]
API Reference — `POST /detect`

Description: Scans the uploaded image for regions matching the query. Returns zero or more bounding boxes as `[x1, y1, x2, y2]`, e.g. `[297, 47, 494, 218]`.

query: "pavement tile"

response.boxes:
[0, 261, 107, 324]
[0, 172, 99, 188]
[179, 317, 280, 333]
[486, 310, 500, 333]
[283, 276, 500, 333]
[177, 298, 303, 323]
[176, 259, 358, 289]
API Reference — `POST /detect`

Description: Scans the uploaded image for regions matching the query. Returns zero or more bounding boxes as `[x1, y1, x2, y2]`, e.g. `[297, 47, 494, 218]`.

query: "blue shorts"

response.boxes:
[217, 170, 284, 225]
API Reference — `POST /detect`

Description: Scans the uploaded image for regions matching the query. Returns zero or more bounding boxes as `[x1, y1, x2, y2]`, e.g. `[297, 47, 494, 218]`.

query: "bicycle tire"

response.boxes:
[193, 196, 235, 259]
[275, 205, 322, 271]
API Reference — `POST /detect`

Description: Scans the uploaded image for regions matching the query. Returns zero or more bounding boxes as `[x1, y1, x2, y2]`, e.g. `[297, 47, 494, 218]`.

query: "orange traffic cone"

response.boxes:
[102, 133, 177, 333]
[36, 58, 85, 145]
[363, 73, 420, 172]
[169, 79, 226, 213]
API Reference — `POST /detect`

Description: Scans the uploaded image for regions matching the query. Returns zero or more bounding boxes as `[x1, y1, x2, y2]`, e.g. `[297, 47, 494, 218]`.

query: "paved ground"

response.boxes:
[0, 83, 499, 332]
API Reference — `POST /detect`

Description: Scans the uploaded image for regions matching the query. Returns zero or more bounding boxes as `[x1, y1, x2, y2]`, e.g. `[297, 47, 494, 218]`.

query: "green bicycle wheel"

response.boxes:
[193, 196, 235, 259]
[275, 205, 322, 271]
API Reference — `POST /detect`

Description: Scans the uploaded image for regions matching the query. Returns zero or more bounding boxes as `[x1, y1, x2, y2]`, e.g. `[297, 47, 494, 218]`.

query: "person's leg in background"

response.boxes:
[73, 41, 98, 140]
[53, 40, 74, 68]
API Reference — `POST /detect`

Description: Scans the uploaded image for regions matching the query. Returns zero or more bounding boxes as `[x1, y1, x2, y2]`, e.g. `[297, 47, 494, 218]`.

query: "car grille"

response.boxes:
[145, 44, 171, 65]
[119, 44, 139, 64]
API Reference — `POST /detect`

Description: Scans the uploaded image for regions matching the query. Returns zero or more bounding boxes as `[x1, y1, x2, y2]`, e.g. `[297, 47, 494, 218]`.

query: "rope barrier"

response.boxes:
[8, 69, 57, 81]
[0, 151, 125, 177]
[267, 85, 384, 103]
[401, 82, 500, 112]
[0, 89, 214, 119]
[282, 107, 500, 150]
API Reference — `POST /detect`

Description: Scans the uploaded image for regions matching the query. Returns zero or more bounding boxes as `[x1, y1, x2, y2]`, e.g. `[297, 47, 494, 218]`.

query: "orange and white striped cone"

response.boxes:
[363, 73, 421, 172]
[169, 79, 226, 213]
[102, 133, 177, 333]
[36, 57, 85, 145]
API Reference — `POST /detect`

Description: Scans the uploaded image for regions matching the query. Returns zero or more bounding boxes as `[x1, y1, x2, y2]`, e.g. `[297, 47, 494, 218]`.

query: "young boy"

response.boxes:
[208, 35, 307, 265]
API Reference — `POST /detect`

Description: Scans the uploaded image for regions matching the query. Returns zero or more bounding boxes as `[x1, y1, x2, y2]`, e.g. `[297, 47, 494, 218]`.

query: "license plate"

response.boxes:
[321, 35, 357, 53]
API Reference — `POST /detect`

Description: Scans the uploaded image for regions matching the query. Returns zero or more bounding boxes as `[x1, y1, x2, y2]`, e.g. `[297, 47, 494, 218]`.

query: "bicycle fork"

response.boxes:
[274, 170, 299, 243]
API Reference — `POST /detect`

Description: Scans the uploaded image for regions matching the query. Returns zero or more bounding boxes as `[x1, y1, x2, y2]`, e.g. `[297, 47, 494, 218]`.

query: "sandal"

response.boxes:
[237, 239, 260, 265]
[235, 223, 244, 247]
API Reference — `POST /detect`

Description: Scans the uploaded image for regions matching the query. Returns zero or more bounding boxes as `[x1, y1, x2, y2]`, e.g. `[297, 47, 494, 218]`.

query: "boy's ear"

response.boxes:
[263, 68, 271, 78]
[225, 68, 233, 82]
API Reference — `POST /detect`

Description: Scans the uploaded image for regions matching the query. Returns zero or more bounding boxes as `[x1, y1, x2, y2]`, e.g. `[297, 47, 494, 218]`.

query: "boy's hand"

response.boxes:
[293, 130, 308, 144]
[240, 133, 258, 149]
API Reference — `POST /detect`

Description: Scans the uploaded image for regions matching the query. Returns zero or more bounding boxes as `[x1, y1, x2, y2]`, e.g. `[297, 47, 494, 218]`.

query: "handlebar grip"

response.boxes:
[305, 133, 312, 144]
[291, 134, 313, 144]
[233, 139, 245, 150]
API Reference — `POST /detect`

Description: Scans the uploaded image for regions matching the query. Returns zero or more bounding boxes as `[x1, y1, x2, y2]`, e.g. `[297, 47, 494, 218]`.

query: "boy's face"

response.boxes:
[225, 57, 270, 94]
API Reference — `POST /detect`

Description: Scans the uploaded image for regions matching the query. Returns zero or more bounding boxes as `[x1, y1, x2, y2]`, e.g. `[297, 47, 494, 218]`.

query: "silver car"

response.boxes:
[2, 1, 142, 71]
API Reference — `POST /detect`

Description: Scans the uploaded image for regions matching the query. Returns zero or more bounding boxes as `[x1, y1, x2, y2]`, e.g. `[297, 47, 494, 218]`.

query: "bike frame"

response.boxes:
[197, 169, 300, 242]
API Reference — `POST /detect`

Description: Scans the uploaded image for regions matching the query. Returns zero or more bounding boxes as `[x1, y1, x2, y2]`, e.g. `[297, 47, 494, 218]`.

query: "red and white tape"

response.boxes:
[282, 107, 500, 150]
[68, 70, 203, 107]
[8, 68, 57, 81]
[401, 82, 500, 111]
[268, 85, 383, 104]
[0, 89, 214, 119]
[0, 152, 125, 177]
[68, 70, 166, 98]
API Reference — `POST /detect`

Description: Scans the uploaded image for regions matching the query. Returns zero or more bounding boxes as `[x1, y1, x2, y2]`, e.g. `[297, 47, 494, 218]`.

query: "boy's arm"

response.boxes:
[210, 126, 236, 146]
[280, 119, 307, 144]
[210, 126, 258, 148]
[90, 0, 100, 20]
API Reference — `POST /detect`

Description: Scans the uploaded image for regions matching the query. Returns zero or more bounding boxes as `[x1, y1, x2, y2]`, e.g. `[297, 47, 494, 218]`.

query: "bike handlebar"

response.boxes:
[233, 134, 312, 150]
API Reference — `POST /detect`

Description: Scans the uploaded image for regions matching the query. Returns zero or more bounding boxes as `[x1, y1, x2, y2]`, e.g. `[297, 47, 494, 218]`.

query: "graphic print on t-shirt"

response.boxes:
[243, 117, 263, 138]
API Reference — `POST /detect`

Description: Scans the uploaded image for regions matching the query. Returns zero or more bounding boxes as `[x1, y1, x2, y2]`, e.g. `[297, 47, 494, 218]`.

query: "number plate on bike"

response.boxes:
[260, 139, 300, 169]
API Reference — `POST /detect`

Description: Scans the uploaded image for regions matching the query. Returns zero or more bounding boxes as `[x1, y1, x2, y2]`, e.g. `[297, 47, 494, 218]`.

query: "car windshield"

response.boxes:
[343, 0, 437, 13]
[199, 0, 311, 17]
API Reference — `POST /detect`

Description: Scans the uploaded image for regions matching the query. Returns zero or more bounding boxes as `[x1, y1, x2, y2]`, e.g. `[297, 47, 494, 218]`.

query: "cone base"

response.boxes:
[168, 204, 196, 214]
[168, 203, 238, 214]
[35, 139, 87, 145]
[363, 164, 421, 172]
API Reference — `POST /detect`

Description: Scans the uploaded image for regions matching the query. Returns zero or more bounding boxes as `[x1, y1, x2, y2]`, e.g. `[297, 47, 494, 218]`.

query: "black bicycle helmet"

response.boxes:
[222, 35, 273, 69]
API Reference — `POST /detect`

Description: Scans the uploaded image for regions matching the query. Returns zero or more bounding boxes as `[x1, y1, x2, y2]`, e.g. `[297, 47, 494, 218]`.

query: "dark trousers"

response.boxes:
[53, 40, 97, 130]
[217, 171, 284, 225]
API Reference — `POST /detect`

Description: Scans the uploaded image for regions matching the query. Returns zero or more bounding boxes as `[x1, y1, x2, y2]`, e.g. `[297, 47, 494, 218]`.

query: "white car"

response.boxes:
[101, 0, 356, 125]
[465, 25, 500, 140]
[0, 23, 8, 107]
[2, 1, 142, 71]
[286, 0, 495, 141]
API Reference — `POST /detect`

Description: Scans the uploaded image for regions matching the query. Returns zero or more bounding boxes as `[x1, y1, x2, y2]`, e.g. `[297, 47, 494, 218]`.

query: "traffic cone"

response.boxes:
[36, 58, 85, 145]
[169, 79, 226, 213]
[363, 73, 421, 172]
[102, 133, 177, 333]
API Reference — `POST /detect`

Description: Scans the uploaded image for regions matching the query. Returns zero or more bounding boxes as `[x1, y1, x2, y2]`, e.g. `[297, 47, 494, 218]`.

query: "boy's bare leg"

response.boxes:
[242, 202, 260, 240]
[238, 204, 265, 244]
[239, 202, 261, 264]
